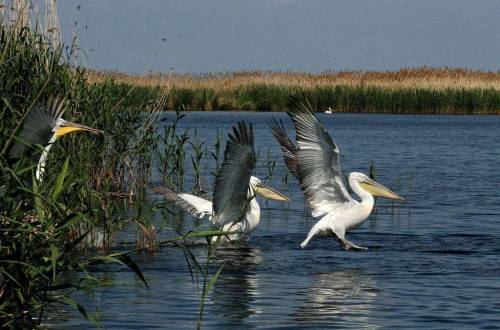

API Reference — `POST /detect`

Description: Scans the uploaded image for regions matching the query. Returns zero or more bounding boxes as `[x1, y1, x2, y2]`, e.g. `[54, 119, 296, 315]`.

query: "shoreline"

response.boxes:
[86, 68, 500, 114]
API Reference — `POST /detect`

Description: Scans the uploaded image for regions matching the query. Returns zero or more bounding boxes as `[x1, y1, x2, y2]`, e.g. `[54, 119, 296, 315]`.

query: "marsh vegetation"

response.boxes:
[0, 11, 226, 327]
[88, 68, 500, 114]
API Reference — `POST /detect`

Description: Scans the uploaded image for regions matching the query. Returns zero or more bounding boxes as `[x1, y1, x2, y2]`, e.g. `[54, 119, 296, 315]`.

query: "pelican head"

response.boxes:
[53, 117, 103, 138]
[349, 172, 404, 200]
[10, 97, 103, 157]
[249, 176, 289, 201]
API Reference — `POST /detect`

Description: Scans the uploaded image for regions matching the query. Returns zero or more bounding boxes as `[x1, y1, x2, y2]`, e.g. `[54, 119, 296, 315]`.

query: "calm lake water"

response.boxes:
[48, 112, 500, 329]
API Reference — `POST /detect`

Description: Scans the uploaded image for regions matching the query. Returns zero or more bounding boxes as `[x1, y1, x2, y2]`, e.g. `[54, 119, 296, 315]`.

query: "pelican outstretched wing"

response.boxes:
[288, 98, 353, 217]
[212, 121, 256, 227]
[153, 186, 213, 219]
[9, 96, 68, 158]
[269, 117, 299, 179]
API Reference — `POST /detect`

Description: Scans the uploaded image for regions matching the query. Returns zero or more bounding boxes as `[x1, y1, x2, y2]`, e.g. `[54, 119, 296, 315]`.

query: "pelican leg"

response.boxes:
[300, 221, 326, 248]
[334, 234, 368, 251]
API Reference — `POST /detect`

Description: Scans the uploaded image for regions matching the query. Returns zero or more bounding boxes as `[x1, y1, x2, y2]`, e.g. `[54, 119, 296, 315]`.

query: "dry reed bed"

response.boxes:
[87, 68, 500, 91]
[86, 68, 500, 114]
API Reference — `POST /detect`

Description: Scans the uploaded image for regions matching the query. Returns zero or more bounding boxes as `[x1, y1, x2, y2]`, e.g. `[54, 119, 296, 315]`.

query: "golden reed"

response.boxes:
[86, 67, 500, 91]
[85, 67, 500, 114]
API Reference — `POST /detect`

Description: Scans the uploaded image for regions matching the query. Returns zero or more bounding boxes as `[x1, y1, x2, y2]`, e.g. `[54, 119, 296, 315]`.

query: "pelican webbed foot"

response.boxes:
[334, 234, 368, 251]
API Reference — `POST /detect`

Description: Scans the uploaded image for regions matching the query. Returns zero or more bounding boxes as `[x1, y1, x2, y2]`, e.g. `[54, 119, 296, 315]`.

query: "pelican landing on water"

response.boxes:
[154, 122, 289, 243]
[270, 99, 404, 251]
[8, 96, 103, 182]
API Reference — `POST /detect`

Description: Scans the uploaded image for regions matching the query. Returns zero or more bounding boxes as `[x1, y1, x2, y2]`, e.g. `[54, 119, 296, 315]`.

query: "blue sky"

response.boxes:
[59, 0, 500, 73]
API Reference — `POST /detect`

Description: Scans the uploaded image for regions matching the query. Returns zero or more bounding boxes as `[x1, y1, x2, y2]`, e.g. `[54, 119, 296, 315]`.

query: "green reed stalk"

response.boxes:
[210, 129, 223, 181]
[265, 146, 276, 182]
[157, 106, 188, 190]
[190, 129, 206, 194]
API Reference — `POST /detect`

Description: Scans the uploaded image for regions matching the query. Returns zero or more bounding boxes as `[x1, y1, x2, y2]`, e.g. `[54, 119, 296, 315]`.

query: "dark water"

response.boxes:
[49, 112, 500, 329]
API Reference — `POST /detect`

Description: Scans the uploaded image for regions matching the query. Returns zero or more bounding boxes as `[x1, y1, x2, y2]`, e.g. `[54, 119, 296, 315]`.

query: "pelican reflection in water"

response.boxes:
[209, 248, 263, 323]
[294, 270, 378, 328]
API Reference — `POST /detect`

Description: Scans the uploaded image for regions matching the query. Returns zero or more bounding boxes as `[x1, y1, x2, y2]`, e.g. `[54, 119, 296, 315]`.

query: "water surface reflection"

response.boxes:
[295, 270, 379, 329]
[209, 247, 263, 324]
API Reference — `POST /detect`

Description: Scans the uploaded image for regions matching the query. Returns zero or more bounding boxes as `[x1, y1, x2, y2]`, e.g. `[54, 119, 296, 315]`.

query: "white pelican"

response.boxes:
[8, 96, 103, 182]
[154, 121, 289, 243]
[270, 99, 403, 250]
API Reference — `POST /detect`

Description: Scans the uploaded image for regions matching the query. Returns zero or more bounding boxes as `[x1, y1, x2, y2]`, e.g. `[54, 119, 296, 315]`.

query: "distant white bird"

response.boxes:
[154, 122, 289, 243]
[270, 99, 403, 250]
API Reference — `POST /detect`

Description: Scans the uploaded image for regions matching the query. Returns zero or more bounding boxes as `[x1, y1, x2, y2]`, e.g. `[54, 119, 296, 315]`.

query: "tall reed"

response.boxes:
[157, 106, 188, 190]
[190, 129, 206, 194]
[88, 69, 500, 114]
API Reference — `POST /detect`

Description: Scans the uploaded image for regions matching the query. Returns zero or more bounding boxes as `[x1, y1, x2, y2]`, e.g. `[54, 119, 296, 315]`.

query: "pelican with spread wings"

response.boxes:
[154, 121, 289, 243]
[8, 96, 103, 182]
[270, 99, 403, 250]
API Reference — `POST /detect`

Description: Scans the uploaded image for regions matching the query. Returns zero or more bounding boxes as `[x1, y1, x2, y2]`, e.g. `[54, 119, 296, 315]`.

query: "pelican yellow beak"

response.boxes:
[255, 182, 290, 201]
[55, 120, 104, 137]
[359, 178, 404, 201]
